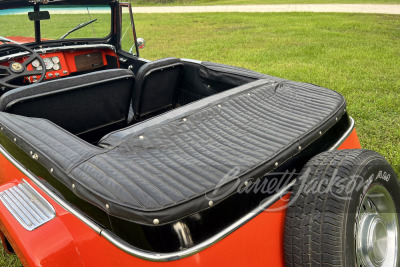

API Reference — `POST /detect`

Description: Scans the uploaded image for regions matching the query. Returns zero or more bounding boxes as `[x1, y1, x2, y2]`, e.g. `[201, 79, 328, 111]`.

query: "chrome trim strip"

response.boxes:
[0, 44, 116, 62]
[181, 58, 202, 64]
[102, 179, 295, 261]
[0, 144, 294, 261]
[0, 182, 55, 231]
[137, 57, 151, 63]
[329, 116, 355, 151]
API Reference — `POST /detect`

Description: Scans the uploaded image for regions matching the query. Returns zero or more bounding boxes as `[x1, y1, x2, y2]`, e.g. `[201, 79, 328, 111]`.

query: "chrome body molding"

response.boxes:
[101, 179, 296, 261]
[181, 58, 202, 64]
[137, 57, 151, 63]
[329, 116, 355, 151]
[0, 115, 355, 261]
[0, 44, 116, 62]
[0, 181, 55, 231]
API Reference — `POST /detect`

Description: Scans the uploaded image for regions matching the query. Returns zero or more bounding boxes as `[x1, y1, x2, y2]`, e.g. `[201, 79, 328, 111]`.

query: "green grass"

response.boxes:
[130, 0, 400, 6]
[0, 247, 21, 267]
[0, 12, 400, 264]
[0, 13, 111, 41]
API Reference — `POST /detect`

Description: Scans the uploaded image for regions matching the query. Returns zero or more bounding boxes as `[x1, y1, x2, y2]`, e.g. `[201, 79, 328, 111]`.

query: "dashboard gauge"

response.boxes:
[53, 63, 60, 71]
[36, 66, 43, 71]
[43, 58, 53, 70]
[32, 59, 40, 68]
[52, 56, 60, 64]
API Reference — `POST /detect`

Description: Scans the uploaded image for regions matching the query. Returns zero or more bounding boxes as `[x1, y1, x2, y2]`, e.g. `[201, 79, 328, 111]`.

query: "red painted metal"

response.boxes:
[4, 36, 37, 44]
[26, 49, 118, 82]
[0, 230, 13, 254]
[0, 48, 119, 83]
[338, 128, 361, 150]
[63, 49, 118, 73]
[0, 154, 119, 267]
[25, 52, 70, 82]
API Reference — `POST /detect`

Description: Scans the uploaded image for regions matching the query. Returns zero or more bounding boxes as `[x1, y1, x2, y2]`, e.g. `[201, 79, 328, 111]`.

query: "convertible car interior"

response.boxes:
[0, 47, 289, 144]
[0, 42, 349, 252]
[1, 2, 396, 265]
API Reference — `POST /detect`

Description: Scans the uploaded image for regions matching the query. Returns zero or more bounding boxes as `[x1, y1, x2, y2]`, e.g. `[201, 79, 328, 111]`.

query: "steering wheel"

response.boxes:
[0, 43, 46, 89]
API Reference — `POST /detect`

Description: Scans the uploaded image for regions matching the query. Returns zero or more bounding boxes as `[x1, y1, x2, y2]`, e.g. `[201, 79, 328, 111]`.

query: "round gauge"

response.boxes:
[43, 58, 53, 70]
[52, 57, 60, 64]
[36, 66, 43, 71]
[32, 59, 40, 68]
[53, 63, 60, 71]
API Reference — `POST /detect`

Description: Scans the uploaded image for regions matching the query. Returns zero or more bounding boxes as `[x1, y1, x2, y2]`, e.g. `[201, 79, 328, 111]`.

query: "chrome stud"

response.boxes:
[139, 135, 144, 140]
[105, 204, 110, 210]
[244, 181, 249, 187]
[217, 104, 222, 108]
[209, 201, 214, 207]
[319, 131, 322, 135]
[298, 146, 302, 151]
[182, 118, 187, 122]
[50, 168, 54, 173]
[153, 219, 160, 225]
[275, 162, 279, 167]
[32, 153, 38, 160]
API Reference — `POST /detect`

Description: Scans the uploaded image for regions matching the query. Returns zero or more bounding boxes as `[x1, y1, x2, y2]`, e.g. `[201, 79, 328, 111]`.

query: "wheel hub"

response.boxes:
[356, 185, 398, 267]
[358, 214, 388, 266]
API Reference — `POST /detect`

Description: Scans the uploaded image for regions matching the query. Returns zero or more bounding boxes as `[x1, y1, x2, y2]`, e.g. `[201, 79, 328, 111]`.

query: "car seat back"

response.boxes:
[0, 69, 135, 141]
[133, 57, 183, 120]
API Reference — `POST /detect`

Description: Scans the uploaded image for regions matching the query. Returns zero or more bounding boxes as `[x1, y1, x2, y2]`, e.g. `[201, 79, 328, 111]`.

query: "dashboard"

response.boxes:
[0, 47, 119, 85]
[27, 48, 119, 83]
[27, 51, 69, 82]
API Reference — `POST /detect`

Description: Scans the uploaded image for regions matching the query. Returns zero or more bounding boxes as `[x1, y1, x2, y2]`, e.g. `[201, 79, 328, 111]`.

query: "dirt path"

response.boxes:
[131, 4, 400, 14]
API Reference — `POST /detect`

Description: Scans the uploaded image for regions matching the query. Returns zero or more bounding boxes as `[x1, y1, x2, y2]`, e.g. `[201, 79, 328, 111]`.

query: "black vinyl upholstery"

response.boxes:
[133, 58, 183, 120]
[0, 78, 347, 224]
[0, 69, 135, 139]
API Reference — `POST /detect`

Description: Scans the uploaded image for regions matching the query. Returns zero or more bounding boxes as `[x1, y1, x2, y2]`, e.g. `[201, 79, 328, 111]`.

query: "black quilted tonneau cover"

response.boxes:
[0, 79, 346, 224]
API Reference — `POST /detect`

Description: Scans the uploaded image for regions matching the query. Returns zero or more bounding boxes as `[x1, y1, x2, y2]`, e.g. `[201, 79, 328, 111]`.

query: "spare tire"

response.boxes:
[284, 149, 400, 267]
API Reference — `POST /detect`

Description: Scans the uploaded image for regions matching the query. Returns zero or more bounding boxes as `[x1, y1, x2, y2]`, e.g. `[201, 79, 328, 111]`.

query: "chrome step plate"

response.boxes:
[0, 182, 55, 231]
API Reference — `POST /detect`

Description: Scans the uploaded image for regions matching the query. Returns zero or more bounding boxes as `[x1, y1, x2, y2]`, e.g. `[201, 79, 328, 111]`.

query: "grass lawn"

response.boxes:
[0, 248, 21, 267]
[0, 12, 400, 265]
[130, 0, 400, 6]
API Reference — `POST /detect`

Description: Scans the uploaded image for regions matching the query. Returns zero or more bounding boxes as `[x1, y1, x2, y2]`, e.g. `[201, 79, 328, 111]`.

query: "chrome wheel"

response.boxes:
[356, 185, 399, 267]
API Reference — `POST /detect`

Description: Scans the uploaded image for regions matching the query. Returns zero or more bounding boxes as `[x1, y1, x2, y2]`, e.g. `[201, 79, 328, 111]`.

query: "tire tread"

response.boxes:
[284, 149, 381, 267]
